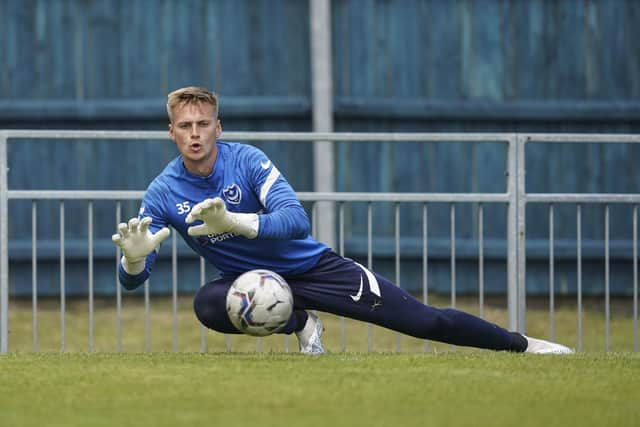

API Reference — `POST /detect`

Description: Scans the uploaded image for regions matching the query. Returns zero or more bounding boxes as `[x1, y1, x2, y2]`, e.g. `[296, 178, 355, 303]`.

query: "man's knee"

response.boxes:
[418, 308, 458, 340]
[193, 281, 235, 333]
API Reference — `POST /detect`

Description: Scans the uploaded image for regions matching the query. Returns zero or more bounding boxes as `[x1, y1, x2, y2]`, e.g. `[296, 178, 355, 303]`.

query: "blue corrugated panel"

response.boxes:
[2, 0, 640, 296]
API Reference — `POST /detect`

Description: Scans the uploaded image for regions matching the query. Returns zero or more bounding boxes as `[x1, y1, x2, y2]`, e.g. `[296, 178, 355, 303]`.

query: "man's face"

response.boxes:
[168, 102, 221, 176]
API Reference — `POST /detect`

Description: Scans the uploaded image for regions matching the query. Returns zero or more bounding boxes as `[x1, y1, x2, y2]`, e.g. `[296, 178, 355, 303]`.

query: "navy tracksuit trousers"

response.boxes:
[193, 251, 527, 352]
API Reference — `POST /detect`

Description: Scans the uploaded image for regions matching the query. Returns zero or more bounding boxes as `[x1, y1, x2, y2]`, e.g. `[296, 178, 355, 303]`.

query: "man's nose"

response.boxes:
[191, 124, 200, 137]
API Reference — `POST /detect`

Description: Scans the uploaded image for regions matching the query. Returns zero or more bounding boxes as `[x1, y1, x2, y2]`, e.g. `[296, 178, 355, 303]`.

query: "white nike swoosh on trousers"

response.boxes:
[260, 160, 271, 169]
[355, 262, 381, 297]
[350, 275, 364, 302]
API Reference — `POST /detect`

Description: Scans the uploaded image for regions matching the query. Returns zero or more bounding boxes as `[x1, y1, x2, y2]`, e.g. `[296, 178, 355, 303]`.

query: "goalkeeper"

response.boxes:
[112, 86, 572, 355]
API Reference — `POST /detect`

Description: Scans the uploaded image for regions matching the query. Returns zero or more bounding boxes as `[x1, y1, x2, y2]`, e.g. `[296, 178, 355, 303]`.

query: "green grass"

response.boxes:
[2, 295, 638, 426]
[0, 352, 638, 427]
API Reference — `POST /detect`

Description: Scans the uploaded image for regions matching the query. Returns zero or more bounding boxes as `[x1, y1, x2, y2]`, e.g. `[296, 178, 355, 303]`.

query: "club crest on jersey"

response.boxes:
[223, 183, 242, 205]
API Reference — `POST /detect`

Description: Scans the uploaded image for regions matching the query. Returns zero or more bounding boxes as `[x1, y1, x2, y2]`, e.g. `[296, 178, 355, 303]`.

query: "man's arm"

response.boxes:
[255, 202, 310, 240]
[185, 187, 310, 242]
[186, 145, 311, 240]
[250, 149, 311, 239]
[184, 196, 309, 240]
[112, 217, 170, 290]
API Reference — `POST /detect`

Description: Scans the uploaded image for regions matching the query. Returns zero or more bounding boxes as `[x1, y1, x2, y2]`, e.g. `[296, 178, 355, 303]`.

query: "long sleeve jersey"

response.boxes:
[118, 141, 329, 290]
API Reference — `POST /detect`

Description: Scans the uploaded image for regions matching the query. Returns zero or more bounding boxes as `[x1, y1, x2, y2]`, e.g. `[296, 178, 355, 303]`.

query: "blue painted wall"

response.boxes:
[2, 0, 640, 297]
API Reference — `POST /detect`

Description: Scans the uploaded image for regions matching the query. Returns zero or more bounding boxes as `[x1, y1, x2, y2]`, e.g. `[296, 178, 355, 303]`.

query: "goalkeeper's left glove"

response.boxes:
[185, 197, 259, 239]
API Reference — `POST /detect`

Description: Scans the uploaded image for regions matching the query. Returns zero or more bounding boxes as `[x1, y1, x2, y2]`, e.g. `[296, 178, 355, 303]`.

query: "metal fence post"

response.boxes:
[516, 134, 528, 333]
[507, 134, 518, 331]
[310, 0, 336, 250]
[0, 132, 8, 353]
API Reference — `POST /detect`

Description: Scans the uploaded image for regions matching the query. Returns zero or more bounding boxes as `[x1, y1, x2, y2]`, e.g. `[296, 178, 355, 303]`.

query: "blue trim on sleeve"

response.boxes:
[117, 251, 158, 290]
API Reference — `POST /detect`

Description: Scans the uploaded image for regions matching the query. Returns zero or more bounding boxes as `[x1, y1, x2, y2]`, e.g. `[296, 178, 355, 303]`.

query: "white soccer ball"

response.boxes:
[225, 269, 294, 337]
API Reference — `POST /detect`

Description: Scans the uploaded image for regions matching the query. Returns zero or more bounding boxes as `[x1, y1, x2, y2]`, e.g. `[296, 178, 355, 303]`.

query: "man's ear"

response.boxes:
[168, 122, 174, 140]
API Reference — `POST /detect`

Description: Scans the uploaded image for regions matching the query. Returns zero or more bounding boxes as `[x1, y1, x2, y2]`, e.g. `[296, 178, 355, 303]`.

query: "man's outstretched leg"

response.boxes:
[286, 252, 573, 354]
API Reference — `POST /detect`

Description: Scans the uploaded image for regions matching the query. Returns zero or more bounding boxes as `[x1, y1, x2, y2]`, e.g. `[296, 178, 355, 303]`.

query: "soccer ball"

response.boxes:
[225, 269, 294, 337]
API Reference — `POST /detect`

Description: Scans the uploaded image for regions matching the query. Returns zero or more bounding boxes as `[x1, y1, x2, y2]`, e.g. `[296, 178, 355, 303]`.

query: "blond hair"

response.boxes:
[166, 86, 219, 122]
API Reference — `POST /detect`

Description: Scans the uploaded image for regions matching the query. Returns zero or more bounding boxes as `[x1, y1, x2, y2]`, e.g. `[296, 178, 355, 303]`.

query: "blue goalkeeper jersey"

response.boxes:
[119, 141, 329, 289]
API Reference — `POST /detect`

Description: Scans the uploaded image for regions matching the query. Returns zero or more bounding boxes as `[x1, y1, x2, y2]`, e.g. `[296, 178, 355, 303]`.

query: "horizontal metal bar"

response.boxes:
[13, 190, 640, 207]
[298, 192, 509, 202]
[9, 190, 509, 203]
[8, 190, 145, 199]
[1, 130, 167, 140]
[527, 194, 640, 203]
[3, 130, 640, 144]
[0, 130, 513, 142]
[526, 134, 640, 143]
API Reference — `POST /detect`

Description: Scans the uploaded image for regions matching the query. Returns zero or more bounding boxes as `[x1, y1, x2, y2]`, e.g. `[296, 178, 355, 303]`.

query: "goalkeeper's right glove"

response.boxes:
[185, 197, 259, 239]
[111, 217, 171, 275]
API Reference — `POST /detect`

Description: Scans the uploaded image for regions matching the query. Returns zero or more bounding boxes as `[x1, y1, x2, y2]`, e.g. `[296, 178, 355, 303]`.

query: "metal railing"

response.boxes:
[522, 134, 640, 352]
[1, 130, 639, 353]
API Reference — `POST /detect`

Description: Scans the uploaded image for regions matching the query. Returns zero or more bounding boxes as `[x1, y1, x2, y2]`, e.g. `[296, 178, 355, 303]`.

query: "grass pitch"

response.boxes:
[0, 352, 638, 427]
[2, 295, 638, 426]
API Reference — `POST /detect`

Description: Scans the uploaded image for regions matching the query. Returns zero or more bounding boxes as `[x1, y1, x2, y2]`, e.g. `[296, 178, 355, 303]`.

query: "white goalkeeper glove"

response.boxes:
[185, 197, 259, 239]
[111, 217, 171, 275]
